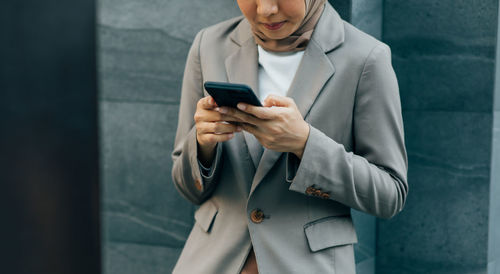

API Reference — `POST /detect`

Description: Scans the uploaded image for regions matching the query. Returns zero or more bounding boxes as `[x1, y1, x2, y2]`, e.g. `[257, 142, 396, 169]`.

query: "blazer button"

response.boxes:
[320, 192, 330, 199]
[250, 209, 264, 224]
[305, 186, 315, 195]
[194, 179, 203, 191]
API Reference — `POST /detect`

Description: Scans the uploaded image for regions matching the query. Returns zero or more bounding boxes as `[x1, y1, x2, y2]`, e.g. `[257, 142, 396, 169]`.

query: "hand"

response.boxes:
[216, 95, 310, 159]
[194, 96, 242, 166]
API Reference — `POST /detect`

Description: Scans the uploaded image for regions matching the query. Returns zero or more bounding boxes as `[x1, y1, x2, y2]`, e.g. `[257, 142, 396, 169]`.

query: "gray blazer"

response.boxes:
[171, 3, 408, 274]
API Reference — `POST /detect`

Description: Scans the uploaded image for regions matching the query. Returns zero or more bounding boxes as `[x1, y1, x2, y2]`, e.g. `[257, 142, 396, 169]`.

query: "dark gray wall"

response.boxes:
[378, 0, 499, 273]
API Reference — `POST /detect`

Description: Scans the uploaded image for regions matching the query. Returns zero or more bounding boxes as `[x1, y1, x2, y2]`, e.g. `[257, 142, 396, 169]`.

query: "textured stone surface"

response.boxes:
[351, 0, 382, 39]
[352, 209, 376, 273]
[100, 101, 194, 246]
[99, 26, 189, 104]
[104, 242, 182, 274]
[393, 54, 495, 112]
[378, 1, 498, 272]
[378, 111, 492, 274]
[329, 0, 352, 21]
[384, 0, 497, 113]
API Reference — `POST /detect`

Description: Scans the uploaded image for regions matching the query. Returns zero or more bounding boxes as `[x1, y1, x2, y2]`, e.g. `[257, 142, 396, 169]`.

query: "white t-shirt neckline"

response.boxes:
[257, 45, 305, 104]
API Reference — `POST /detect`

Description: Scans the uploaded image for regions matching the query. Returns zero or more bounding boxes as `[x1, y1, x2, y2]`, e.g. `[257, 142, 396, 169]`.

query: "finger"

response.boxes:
[240, 123, 260, 136]
[198, 121, 242, 134]
[237, 103, 277, 120]
[198, 96, 217, 110]
[216, 106, 260, 125]
[200, 133, 235, 143]
[263, 94, 293, 108]
[196, 109, 241, 123]
[210, 122, 242, 134]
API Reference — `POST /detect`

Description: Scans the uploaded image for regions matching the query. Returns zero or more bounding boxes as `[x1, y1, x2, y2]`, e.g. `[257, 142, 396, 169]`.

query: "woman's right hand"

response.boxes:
[194, 96, 242, 166]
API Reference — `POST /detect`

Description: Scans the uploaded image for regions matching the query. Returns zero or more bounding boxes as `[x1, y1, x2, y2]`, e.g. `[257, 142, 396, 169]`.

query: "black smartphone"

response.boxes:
[203, 81, 262, 108]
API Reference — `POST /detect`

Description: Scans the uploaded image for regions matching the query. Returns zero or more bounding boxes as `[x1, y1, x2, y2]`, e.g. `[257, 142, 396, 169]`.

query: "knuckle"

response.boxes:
[213, 122, 222, 132]
[194, 112, 201, 122]
[214, 122, 223, 132]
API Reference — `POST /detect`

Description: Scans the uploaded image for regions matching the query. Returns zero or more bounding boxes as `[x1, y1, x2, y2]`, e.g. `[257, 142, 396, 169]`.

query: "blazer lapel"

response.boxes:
[225, 4, 345, 197]
[225, 33, 263, 170]
[249, 40, 336, 196]
[249, 3, 343, 196]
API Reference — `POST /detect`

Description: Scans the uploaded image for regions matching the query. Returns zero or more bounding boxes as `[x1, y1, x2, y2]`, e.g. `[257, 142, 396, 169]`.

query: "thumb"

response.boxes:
[263, 94, 291, 107]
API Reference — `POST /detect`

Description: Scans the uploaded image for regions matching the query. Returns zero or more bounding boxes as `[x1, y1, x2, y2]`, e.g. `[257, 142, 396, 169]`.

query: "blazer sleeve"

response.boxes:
[171, 29, 224, 205]
[286, 43, 408, 219]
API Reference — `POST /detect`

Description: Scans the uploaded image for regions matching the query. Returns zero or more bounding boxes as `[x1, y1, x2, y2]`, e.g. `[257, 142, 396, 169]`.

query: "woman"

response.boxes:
[171, 0, 408, 273]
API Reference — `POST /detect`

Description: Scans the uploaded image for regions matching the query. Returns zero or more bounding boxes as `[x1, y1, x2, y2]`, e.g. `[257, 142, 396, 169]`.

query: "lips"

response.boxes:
[263, 21, 285, 30]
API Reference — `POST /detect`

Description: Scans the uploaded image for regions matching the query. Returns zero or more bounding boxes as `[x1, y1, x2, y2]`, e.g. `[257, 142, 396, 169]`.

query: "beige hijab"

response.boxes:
[251, 0, 326, 52]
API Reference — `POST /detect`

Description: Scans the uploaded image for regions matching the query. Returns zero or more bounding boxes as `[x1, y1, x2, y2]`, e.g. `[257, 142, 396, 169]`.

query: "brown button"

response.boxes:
[194, 179, 202, 191]
[250, 209, 264, 224]
[313, 189, 322, 196]
[320, 192, 330, 199]
[305, 186, 315, 195]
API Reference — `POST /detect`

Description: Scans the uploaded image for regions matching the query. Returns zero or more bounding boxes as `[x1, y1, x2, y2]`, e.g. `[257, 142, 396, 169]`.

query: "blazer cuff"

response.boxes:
[286, 151, 301, 183]
[287, 125, 343, 200]
[197, 142, 223, 190]
[198, 159, 213, 176]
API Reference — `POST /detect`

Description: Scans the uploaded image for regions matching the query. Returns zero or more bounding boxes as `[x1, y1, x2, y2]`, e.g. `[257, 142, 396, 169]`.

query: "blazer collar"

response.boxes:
[225, 3, 344, 197]
[229, 2, 345, 53]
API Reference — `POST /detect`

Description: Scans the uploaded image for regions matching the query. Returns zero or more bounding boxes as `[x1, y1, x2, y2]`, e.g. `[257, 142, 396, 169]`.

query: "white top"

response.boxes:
[257, 45, 305, 104]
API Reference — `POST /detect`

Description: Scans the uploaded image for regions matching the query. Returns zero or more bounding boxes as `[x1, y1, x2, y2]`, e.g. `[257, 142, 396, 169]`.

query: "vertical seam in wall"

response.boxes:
[381, 0, 386, 42]
[488, 0, 500, 271]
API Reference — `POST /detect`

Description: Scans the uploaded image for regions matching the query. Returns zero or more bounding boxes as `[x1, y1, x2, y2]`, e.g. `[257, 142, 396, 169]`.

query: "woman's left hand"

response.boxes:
[215, 95, 310, 159]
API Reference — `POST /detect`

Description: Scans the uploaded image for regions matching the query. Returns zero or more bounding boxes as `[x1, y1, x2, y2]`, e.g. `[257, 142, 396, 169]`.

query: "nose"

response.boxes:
[256, 0, 278, 17]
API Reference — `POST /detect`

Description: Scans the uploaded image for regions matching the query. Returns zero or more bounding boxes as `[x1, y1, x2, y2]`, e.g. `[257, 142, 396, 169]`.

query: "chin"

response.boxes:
[260, 28, 294, 40]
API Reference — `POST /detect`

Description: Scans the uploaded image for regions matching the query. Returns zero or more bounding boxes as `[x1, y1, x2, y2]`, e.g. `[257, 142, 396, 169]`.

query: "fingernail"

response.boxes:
[214, 107, 220, 112]
[219, 107, 228, 114]
[237, 103, 246, 110]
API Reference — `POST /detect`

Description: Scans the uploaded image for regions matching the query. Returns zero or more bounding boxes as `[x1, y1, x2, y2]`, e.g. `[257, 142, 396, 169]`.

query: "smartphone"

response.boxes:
[203, 81, 262, 108]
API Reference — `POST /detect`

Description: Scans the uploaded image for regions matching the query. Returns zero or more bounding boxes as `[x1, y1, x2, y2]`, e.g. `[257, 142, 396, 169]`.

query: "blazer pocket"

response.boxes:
[194, 200, 218, 233]
[304, 215, 358, 252]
